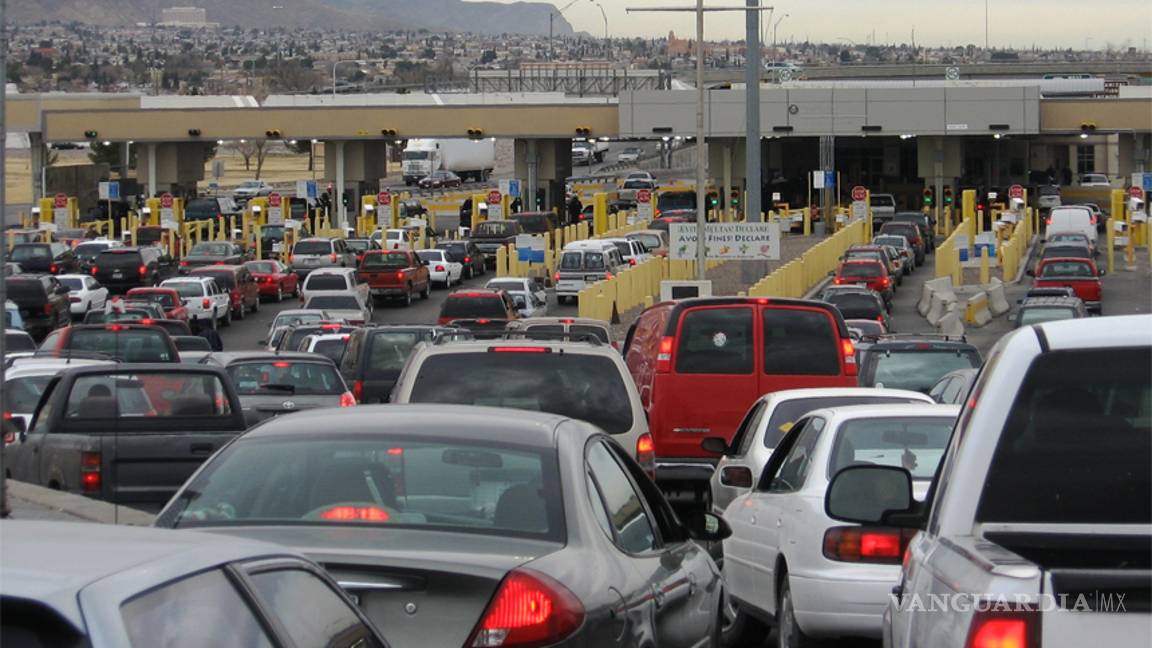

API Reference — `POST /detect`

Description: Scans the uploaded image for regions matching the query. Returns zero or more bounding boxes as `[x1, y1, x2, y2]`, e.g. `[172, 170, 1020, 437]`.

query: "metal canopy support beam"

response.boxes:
[335, 141, 346, 229]
[745, 0, 762, 222]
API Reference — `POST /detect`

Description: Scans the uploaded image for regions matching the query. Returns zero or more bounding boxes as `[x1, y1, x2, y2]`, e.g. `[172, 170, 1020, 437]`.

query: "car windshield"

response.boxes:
[1019, 306, 1077, 325]
[364, 253, 410, 270]
[1040, 261, 1093, 277]
[657, 192, 695, 212]
[4, 375, 53, 412]
[409, 352, 633, 434]
[828, 416, 954, 480]
[867, 348, 982, 393]
[11, 246, 50, 261]
[305, 296, 361, 311]
[73, 243, 110, 259]
[246, 262, 278, 274]
[165, 282, 206, 298]
[58, 277, 85, 291]
[440, 296, 506, 319]
[840, 263, 882, 278]
[365, 332, 422, 378]
[228, 361, 344, 396]
[305, 275, 348, 291]
[164, 436, 563, 541]
[190, 243, 232, 256]
[293, 241, 332, 255]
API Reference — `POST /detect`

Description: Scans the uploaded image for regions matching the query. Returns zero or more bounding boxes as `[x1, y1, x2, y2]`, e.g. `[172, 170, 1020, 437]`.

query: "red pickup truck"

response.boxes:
[125, 287, 190, 321]
[357, 250, 431, 307]
[1031, 256, 1103, 314]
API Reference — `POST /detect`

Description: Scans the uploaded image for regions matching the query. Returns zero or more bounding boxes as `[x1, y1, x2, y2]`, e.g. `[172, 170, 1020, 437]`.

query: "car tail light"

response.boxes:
[435, 265, 445, 272]
[330, 253, 338, 262]
[822, 526, 915, 563]
[655, 336, 675, 373]
[554, 272, 561, 282]
[396, 272, 406, 280]
[965, 611, 1037, 648]
[636, 433, 655, 466]
[833, 277, 844, 285]
[180, 260, 188, 267]
[468, 568, 585, 648]
[491, 347, 549, 353]
[628, 258, 637, 266]
[477, 319, 491, 325]
[138, 265, 147, 276]
[465, 256, 472, 263]
[880, 276, 890, 288]
[604, 272, 614, 280]
[139, 319, 155, 326]
[69, 297, 81, 303]
[202, 298, 211, 309]
[876, 315, 885, 323]
[43, 304, 53, 315]
[80, 451, 101, 493]
[90, 266, 98, 275]
[1045, 218, 1052, 226]
[3, 412, 15, 444]
[319, 505, 390, 521]
[49, 263, 58, 273]
[841, 338, 858, 376]
[339, 392, 357, 407]
[353, 380, 364, 402]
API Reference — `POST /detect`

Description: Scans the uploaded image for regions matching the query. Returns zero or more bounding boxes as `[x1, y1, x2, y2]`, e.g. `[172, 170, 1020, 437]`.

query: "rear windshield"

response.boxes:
[97, 250, 143, 268]
[246, 262, 277, 274]
[364, 332, 422, 378]
[174, 336, 212, 352]
[227, 361, 344, 396]
[305, 296, 360, 311]
[293, 241, 332, 255]
[190, 243, 232, 256]
[828, 416, 954, 480]
[310, 339, 347, 364]
[870, 195, 895, 207]
[344, 240, 371, 252]
[1040, 261, 1093, 278]
[440, 296, 507, 319]
[880, 224, 916, 238]
[74, 243, 110, 259]
[262, 226, 285, 238]
[416, 250, 445, 263]
[611, 242, 631, 257]
[6, 332, 37, 352]
[272, 312, 325, 328]
[58, 277, 85, 291]
[1038, 185, 1060, 196]
[65, 372, 231, 418]
[1047, 233, 1086, 245]
[977, 348, 1150, 524]
[828, 294, 882, 315]
[873, 236, 905, 248]
[130, 292, 177, 308]
[866, 348, 981, 393]
[761, 397, 934, 449]
[844, 250, 883, 262]
[362, 253, 409, 269]
[763, 309, 841, 375]
[165, 282, 206, 298]
[657, 192, 695, 212]
[165, 436, 564, 541]
[1018, 306, 1077, 326]
[6, 280, 46, 302]
[630, 234, 663, 250]
[184, 200, 220, 218]
[196, 271, 235, 290]
[305, 275, 349, 291]
[523, 325, 609, 344]
[1040, 246, 1089, 260]
[64, 329, 175, 363]
[436, 243, 467, 261]
[11, 246, 50, 261]
[409, 352, 633, 434]
[840, 263, 882, 278]
[512, 214, 551, 233]
[5, 375, 52, 412]
[474, 222, 515, 237]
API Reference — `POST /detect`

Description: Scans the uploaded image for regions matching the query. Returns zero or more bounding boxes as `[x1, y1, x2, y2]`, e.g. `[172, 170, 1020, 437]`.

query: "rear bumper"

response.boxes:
[655, 458, 718, 484]
[370, 287, 407, 297]
[789, 571, 896, 638]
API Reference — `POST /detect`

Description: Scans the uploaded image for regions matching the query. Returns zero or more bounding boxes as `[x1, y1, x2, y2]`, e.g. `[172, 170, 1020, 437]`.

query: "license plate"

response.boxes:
[112, 271, 123, 278]
[584, 275, 601, 282]
[272, 243, 283, 252]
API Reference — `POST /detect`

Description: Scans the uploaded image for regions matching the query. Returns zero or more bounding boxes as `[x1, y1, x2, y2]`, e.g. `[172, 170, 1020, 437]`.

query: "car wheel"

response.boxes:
[777, 577, 816, 648]
[221, 307, 232, 327]
[402, 286, 413, 307]
[251, 297, 259, 313]
[275, 285, 283, 302]
[421, 282, 431, 299]
[720, 588, 769, 647]
[235, 304, 245, 321]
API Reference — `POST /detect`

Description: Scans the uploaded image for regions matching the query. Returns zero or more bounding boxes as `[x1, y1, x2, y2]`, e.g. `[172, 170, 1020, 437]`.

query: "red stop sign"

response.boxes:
[268, 192, 282, 207]
[488, 190, 502, 205]
[636, 189, 652, 203]
[377, 192, 392, 206]
[54, 193, 68, 209]
[160, 193, 174, 209]
[1008, 184, 1025, 200]
[851, 186, 867, 202]
[1129, 186, 1145, 199]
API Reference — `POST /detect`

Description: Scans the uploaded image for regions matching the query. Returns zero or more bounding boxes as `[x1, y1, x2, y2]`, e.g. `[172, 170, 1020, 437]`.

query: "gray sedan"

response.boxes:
[1, 521, 386, 647]
[156, 405, 730, 648]
[199, 351, 355, 423]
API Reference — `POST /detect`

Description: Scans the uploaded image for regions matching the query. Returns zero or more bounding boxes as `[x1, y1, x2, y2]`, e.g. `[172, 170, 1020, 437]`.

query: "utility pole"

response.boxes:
[745, 0, 762, 224]
[628, 2, 773, 280]
[0, 0, 9, 518]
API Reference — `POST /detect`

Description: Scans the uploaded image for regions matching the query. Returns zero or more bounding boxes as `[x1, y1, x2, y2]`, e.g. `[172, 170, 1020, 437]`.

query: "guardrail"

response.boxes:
[747, 218, 868, 298]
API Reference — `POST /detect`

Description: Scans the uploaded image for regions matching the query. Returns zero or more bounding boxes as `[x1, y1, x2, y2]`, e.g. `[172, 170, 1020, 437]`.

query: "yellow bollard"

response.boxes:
[979, 248, 990, 285]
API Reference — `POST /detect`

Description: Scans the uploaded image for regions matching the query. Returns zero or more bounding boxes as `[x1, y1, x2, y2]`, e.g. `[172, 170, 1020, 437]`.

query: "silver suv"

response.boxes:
[390, 337, 652, 469]
[289, 238, 356, 277]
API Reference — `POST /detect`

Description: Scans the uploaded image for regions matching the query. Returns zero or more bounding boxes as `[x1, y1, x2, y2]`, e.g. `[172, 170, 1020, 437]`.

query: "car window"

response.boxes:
[929, 377, 952, 403]
[168, 437, 563, 540]
[66, 372, 232, 418]
[1040, 261, 1093, 277]
[293, 241, 332, 255]
[248, 569, 381, 648]
[408, 352, 634, 434]
[362, 253, 410, 269]
[977, 348, 1151, 524]
[827, 416, 953, 480]
[583, 252, 606, 271]
[1018, 306, 1077, 326]
[64, 329, 175, 363]
[228, 361, 344, 396]
[121, 568, 275, 648]
[941, 376, 967, 404]
[305, 275, 349, 291]
[4, 376, 53, 413]
[97, 250, 144, 269]
[761, 396, 923, 449]
[198, 272, 236, 290]
[306, 295, 361, 310]
[731, 400, 768, 455]
[763, 308, 841, 376]
[365, 332, 421, 377]
[166, 282, 206, 298]
[440, 296, 509, 319]
[559, 252, 583, 270]
[586, 441, 657, 553]
[839, 263, 882, 278]
[767, 417, 825, 492]
[867, 348, 983, 393]
[675, 307, 754, 374]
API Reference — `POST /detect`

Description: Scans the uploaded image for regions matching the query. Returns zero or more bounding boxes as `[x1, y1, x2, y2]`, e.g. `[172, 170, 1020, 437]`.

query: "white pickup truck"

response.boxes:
[824, 314, 1151, 648]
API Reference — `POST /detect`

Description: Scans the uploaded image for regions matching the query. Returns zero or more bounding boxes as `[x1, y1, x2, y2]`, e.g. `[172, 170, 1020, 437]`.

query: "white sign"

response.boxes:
[487, 198, 505, 220]
[669, 222, 782, 261]
[296, 180, 317, 200]
[946, 123, 969, 131]
[637, 190, 654, 221]
[851, 200, 868, 221]
[812, 170, 826, 189]
[53, 208, 70, 228]
[268, 207, 284, 225]
[98, 181, 120, 201]
[160, 208, 175, 223]
[771, 192, 781, 202]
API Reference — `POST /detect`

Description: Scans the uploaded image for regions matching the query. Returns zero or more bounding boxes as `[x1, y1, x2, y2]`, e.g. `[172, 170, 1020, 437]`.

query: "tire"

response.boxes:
[222, 307, 232, 327]
[777, 578, 816, 648]
[402, 286, 412, 307]
[251, 297, 259, 313]
[292, 282, 299, 298]
[275, 285, 283, 303]
[421, 282, 431, 299]
[720, 588, 769, 647]
[235, 304, 245, 321]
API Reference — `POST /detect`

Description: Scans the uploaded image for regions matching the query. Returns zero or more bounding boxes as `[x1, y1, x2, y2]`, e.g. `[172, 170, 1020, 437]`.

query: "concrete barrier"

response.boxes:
[964, 291, 993, 327]
[937, 304, 967, 337]
[986, 277, 1011, 316]
[925, 291, 957, 326]
[918, 276, 954, 317]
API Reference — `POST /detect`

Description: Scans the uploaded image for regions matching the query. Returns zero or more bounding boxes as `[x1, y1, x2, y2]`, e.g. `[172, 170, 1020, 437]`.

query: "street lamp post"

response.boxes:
[772, 12, 789, 58]
[593, 2, 609, 58]
[332, 59, 366, 97]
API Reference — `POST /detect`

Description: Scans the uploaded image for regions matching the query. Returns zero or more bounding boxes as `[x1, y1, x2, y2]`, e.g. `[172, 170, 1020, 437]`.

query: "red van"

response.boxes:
[623, 297, 858, 501]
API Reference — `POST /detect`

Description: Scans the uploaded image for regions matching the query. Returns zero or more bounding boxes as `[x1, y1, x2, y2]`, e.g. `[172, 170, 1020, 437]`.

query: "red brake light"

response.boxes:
[80, 451, 101, 492]
[636, 433, 655, 465]
[465, 256, 472, 263]
[139, 319, 155, 326]
[491, 346, 549, 353]
[435, 265, 446, 272]
[138, 265, 147, 275]
[180, 260, 188, 267]
[353, 380, 364, 402]
[396, 271, 406, 280]
[628, 258, 637, 266]
[90, 266, 98, 275]
[476, 319, 491, 325]
[386, 447, 404, 456]
[559, 319, 575, 324]
[202, 297, 211, 308]
[321, 324, 343, 330]
[43, 303, 53, 315]
[272, 361, 291, 368]
[841, 338, 858, 376]
[655, 336, 675, 373]
[49, 263, 58, 273]
[604, 272, 614, 280]
[554, 272, 561, 282]
[339, 392, 356, 407]
[966, 612, 1035, 648]
[330, 253, 338, 262]
[319, 505, 390, 521]
[468, 569, 585, 648]
[822, 527, 914, 563]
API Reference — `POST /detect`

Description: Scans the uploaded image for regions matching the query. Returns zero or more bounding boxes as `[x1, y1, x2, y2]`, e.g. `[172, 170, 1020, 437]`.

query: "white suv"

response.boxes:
[1047, 206, 1098, 246]
[161, 277, 231, 328]
[300, 267, 369, 304]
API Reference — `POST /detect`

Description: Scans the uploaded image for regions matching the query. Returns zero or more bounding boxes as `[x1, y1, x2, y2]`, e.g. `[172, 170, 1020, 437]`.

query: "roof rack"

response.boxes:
[875, 333, 969, 344]
[500, 330, 604, 346]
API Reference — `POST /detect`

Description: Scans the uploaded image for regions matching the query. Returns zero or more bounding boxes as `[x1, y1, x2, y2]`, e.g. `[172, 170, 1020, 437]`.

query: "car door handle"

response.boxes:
[776, 518, 783, 528]
[190, 443, 214, 455]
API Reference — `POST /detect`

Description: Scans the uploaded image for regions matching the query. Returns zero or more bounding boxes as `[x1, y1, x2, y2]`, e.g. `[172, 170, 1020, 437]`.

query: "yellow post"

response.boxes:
[803, 207, 811, 236]
[472, 193, 487, 225]
[255, 225, 263, 260]
[593, 192, 609, 236]
[979, 248, 990, 285]
[495, 245, 508, 277]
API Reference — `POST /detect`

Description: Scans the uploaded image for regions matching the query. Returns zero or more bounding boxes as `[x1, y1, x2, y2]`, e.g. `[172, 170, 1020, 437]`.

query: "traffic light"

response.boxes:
[342, 192, 350, 208]
[187, 128, 202, 137]
[265, 129, 283, 139]
[922, 187, 934, 207]
[1079, 121, 1097, 139]
[380, 128, 398, 137]
[730, 190, 740, 208]
[943, 186, 954, 206]
[467, 128, 484, 140]
[575, 127, 592, 137]
[84, 130, 98, 139]
[707, 192, 719, 209]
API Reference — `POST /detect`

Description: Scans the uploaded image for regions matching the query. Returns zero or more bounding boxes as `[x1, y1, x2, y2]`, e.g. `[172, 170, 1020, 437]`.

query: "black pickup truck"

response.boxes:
[469, 219, 524, 268]
[5, 364, 249, 511]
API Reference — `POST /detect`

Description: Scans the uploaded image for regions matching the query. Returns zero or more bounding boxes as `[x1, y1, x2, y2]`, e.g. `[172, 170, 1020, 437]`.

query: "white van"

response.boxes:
[554, 240, 628, 304]
[1047, 206, 1098, 245]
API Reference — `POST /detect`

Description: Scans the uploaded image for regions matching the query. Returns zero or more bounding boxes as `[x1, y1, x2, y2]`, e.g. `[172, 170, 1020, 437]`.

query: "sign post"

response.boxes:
[159, 193, 175, 226]
[487, 190, 504, 220]
[636, 188, 654, 223]
[53, 193, 70, 229]
[849, 186, 868, 226]
[377, 191, 394, 229]
[267, 193, 284, 225]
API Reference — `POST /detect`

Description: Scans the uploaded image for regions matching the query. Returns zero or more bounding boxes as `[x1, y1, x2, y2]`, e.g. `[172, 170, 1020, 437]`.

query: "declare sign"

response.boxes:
[669, 222, 782, 261]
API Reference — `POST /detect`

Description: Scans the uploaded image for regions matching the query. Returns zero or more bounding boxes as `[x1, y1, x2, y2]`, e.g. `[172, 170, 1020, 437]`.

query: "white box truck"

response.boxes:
[401, 138, 496, 186]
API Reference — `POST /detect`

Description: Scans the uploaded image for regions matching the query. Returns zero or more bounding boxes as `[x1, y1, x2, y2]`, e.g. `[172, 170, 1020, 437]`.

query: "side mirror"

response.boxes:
[1098, 269, 1106, 277]
[719, 465, 754, 489]
[56, 286, 69, 295]
[683, 511, 732, 542]
[422, 260, 430, 266]
[827, 270, 835, 277]
[700, 436, 729, 455]
[825, 465, 914, 526]
[1025, 269, 1035, 277]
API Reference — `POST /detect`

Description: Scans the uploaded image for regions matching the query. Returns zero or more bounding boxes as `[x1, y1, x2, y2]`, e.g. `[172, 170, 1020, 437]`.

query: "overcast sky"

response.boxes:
[482, 1, 1151, 50]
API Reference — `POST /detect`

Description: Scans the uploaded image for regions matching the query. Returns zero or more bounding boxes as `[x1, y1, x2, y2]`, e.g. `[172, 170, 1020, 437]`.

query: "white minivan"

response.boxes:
[554, 240, 628, 304]
[1047, 206, 1098, 246]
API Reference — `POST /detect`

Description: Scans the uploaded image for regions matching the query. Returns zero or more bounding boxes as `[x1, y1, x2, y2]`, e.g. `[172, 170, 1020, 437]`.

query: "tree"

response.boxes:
[88, 141, 136, 174]
[286, 139, 315, 172]
[234, 140, 269, 179]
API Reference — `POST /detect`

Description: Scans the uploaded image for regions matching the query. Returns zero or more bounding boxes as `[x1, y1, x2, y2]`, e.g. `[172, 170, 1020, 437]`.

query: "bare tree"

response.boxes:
[234, 140, 269, 178]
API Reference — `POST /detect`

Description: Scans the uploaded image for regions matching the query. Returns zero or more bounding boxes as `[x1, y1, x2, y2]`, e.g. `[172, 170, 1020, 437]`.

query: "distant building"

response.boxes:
[160, 6, 207, 26]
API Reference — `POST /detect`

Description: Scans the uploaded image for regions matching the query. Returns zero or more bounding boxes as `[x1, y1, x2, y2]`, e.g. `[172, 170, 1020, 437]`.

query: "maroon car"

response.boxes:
[190, 265, 260, 320]
[417, 170, 463, 189]
[243, 260, 299, 302]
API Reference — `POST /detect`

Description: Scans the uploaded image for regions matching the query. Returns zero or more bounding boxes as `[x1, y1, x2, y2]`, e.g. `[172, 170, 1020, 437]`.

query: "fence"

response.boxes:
[747, 219, 868, 298]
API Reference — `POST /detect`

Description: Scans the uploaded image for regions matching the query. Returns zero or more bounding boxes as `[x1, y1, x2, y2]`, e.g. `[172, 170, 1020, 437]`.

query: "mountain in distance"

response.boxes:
[9, 0, 575, 35]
